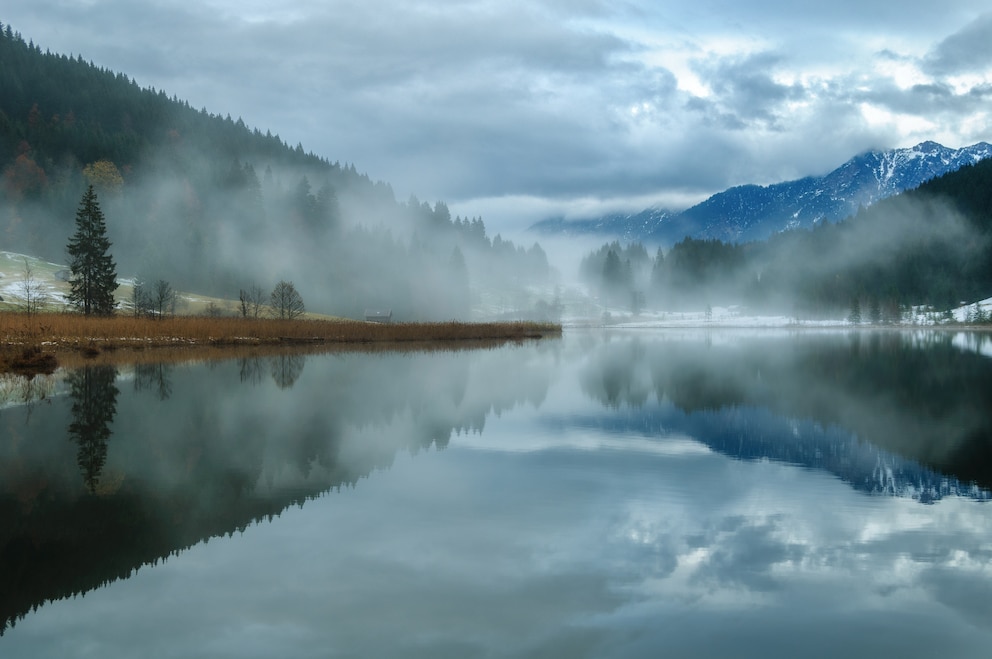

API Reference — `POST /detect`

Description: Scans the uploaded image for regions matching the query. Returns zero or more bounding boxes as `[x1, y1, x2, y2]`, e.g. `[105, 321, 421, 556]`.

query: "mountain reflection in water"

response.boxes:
[570, 330, 992, 500]
[1, 331, 991, 657]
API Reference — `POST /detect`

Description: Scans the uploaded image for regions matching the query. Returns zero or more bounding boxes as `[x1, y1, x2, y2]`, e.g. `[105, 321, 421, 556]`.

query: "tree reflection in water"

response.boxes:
[239, 356, 264, 385]
[133, 362, 172, 400]
[235, 353, 307, 388]
[1, 343, 558, 636]
[66, 365, 119, 494]
[270, 353, 305, 389]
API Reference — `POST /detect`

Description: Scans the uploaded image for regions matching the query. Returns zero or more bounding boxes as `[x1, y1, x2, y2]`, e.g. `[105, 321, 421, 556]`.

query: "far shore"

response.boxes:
[0, 313, 561, 375]
[572, 320, 992, 331]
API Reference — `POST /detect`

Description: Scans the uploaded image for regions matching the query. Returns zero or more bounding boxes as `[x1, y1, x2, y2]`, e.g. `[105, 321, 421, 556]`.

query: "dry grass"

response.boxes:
[0, 311, 561, 374]
[1, 345, 59, 375]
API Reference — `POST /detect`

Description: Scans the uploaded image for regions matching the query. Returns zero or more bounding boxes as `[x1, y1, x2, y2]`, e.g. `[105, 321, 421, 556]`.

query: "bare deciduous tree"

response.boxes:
[239, 284, 266, 319]
[270, 280, 305, 320]
[151, 279, 176, 318]
[15, 257, 47, 316]
[130, 277, 152, 317]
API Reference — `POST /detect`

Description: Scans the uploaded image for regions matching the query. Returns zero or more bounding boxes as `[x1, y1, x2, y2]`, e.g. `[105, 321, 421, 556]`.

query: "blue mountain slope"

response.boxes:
[531, 141, 992, 244]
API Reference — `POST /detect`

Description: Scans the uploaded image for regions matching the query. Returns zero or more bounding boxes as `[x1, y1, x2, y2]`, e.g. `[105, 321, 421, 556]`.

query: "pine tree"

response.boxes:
[869, 297, 882, 325]
[67, 185, 118, 315]
[848, 297, 862, 325]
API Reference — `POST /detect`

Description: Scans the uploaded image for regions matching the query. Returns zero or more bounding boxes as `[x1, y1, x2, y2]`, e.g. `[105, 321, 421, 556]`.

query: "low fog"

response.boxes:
[7, 137, 991, 325]
[4, 140, 558, 321]
[564, 184, 992, 320]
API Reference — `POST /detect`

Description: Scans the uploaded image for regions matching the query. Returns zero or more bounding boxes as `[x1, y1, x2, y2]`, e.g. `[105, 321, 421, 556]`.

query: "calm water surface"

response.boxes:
[1, 330, 991, 658]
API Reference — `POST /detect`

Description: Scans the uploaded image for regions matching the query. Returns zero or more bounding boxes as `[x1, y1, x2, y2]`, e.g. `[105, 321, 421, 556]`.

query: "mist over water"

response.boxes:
[2, 330, 992, 657]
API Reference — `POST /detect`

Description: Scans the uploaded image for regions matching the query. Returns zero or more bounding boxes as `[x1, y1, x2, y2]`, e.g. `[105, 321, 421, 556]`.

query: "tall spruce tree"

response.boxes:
[67, 185, 118, 315]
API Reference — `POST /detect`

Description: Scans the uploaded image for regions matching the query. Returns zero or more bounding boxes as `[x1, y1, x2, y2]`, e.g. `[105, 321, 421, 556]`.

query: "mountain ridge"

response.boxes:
[531, 141, 992, 244]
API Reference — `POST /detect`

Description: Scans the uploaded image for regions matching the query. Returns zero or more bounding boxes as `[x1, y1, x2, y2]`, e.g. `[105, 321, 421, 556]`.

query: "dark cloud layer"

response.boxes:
[4, 1, 992, 230]
[924, 12, 992, 75]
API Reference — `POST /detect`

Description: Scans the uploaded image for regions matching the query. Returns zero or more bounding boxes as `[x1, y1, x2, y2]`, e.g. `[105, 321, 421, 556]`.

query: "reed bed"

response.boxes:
[0, 312, 560, 373]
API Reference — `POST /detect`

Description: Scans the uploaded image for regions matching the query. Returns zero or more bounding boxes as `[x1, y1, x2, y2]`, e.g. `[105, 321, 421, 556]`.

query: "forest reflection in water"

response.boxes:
[1, 330, 991, 658]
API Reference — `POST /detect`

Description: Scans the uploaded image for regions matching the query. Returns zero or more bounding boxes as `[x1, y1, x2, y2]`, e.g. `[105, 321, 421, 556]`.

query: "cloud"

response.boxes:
[924, 12, 992, 75]
[689, 51, 804, 130]
[4, 1, 992, 232]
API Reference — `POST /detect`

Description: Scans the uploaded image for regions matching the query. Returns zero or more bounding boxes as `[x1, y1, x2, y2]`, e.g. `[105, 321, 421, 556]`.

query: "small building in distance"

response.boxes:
[364, 309, 393, 324]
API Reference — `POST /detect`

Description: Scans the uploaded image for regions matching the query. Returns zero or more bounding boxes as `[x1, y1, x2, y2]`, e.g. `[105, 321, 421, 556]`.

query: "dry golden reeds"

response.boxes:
[0, 311, 560, 373]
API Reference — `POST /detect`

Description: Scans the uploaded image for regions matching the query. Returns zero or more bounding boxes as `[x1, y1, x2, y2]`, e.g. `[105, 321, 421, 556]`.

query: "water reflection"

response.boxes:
[0, 344, 555, 634]
[577, 330, 992, 490]
[269, 353, 305, 389]
[1, 332, 991, 656]
[66, 366, 119, 494]
[133, 362, 172, 400]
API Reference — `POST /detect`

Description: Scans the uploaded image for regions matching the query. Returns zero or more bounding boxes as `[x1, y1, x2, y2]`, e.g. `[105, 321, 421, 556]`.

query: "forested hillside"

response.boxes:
[580, 157, 992, 318]
[0, 22, 551, 320]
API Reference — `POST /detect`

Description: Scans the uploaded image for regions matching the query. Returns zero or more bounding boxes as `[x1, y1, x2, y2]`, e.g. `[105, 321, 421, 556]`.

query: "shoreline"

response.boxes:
[569, 321, 992, 331]
[6, 311, 992, 376]
[0, 315, 562, 375]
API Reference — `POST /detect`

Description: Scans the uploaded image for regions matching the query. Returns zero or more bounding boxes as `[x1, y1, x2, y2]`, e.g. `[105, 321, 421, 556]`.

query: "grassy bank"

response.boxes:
[0, 312, 561, 374]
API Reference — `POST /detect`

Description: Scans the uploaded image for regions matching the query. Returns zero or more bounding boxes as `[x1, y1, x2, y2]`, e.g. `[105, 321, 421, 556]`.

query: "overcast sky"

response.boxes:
[5, 1, 992, 232]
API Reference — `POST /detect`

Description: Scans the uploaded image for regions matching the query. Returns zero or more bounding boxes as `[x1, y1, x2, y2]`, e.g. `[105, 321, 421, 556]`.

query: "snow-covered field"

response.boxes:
[0, 251, 70, 307]
[567, 305, 845, 329]
[563, 298, 992, 329]
[0, 252, 222, 314]
[944, 298, 992, 324]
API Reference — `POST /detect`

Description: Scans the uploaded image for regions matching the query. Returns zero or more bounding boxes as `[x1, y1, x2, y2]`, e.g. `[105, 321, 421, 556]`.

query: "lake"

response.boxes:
[2, 330, 991, 658]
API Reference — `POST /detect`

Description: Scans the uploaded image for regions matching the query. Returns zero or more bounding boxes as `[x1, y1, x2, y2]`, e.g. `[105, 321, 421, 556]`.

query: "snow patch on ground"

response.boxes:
[0, 252, 71, 306]
[0, 279, 70, 306]
[564, 298, 992, 330]
[564, 305, 847, 329]
[902, 298, 992, 326]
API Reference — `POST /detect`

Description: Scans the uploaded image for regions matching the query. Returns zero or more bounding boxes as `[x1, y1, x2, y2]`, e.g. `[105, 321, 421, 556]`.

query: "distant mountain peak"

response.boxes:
[913, 139, 942, 152]
[531, 141, 992, 244]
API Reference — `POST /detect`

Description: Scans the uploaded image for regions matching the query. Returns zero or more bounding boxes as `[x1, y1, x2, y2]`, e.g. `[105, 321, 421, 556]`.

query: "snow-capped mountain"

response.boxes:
[531, 141, 992, 244]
